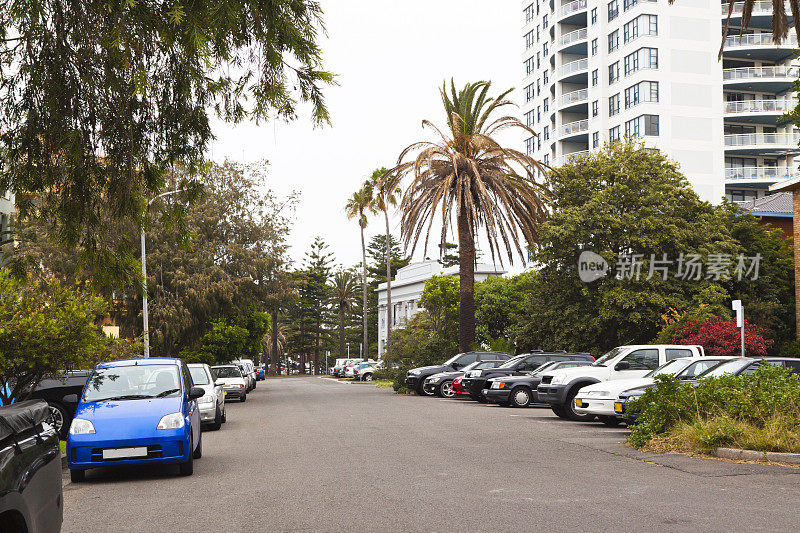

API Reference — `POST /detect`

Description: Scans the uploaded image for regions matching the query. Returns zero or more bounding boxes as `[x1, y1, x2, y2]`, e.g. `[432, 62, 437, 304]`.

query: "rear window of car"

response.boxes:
[666, 348, 694, 361]
[189, 366, 210, 385]
[213, 366, 243, 379]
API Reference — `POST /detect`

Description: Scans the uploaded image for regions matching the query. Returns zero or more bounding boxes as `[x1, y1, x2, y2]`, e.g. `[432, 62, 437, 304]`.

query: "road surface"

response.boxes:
[62, 376, 800, 532]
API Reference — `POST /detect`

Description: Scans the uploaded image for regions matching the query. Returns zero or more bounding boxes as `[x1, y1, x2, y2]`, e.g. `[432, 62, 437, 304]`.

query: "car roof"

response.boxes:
[211, 364, 238, 368]
[97, 358, 180, 369]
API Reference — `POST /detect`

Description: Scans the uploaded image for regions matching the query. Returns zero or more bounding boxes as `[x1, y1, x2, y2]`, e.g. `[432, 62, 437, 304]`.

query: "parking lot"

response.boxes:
[63, 376, 800, 532]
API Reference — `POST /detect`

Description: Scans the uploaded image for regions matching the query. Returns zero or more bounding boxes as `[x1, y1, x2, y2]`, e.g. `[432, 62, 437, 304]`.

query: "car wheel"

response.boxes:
[193, 432, 203, 459]
[470, 391, 488, 403]
[510, 387, 533, 408]
[221, 407, 227, 423]
[363, 373, 373, 382]
[416, 380, 432, 396]
[438, 381, 455, 398]
[565, 388, 596, 422]
[240, 393, 247, 402]
[47, 402, 70, 439]
[211, 406, 222, 431]
[179, 439, 194, 476]
[551, 405, 570, 419]
[70, 469, 85, 483]
[598, 415, 621, 427]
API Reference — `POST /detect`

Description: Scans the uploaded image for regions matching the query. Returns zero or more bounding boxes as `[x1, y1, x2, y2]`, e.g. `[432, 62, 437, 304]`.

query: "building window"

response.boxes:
[525, 30, 535, 49]
[624, 14, 658, 43]
[537, 106, 541, 122]
[624, 80, 658, 108]
[592, 100, 599, 117]
[525, 109, 536, 127]
[624, 114, 659, 137]
[543, 42, 549, 56]
[525, 83, 535, 102]
[624, 47, 657, 76]
[543, 125, 550, 140]
[543, 97, 549, 111]
[730, 190, 746, 202]
[524, 2, 535, 23]
[608, 30, 619, 52]
[609, 93, 620, 116]
[543, 14, 548, 28]
[608, 62, 620, 84]
[544, 154, 550, 166]
[525, 56, 535, 75]
[608, 0, 619, 21]
[537, 25, 540, 42]
[537, 78, 541, 96]
[591, 7, 598, 24]
[525, 136, 536, 155]
[609, 125, 621, 142]
[645, 114, 659, 136]
[543, 70, 549, 84]
[537, 52, 541, 69]
[592, 131, 600, 147]
[591, 38, 598, 55]
[624, 0, 656, 11]
[592, 69, 599, 86]
[537, 136, 541, 150]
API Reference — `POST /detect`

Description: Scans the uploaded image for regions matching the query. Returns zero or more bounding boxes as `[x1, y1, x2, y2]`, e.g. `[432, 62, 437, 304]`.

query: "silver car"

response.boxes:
[188, 363, 226, 430]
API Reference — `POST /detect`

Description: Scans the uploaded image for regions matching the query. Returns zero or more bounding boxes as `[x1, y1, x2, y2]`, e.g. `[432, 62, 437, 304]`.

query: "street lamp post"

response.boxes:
[141, 189, 184, 358]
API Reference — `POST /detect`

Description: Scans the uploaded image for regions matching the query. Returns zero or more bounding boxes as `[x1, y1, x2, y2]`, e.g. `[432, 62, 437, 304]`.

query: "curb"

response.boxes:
[713, 447, 800, 465]
[62, 455, 67, 470]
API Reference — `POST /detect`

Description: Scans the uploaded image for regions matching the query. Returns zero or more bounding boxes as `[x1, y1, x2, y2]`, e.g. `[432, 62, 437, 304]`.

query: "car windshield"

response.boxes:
[83, 364, 182, 402]
[677, 359, 727, 379]
[213, 366, 243, 379]
[188, 366, 210, 385]
[698, 359, 752, 378]
[592, 347, 624, 367]
[499, 355, 526, 369]
[646, 359, 691, 378]
[474, 361, 502, 370]
[443, 353, 468, 366]
[529, 361, 557, 375]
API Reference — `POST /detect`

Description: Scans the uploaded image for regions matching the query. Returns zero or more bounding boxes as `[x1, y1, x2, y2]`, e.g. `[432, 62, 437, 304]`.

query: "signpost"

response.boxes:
[732, 300, 745, 357]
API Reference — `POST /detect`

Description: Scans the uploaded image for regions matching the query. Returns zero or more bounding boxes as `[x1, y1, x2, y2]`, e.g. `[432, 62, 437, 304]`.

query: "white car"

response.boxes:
[233, 360, 255, 391]
[211, 364, 248, 402]
[537, 344, 706, 422]
[188, 363, 226, 430]
[239, 359, 257, 389]
[573, 356, 734, 424]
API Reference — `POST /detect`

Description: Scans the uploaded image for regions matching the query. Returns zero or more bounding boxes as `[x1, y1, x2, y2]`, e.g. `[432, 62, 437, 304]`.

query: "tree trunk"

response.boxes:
[457, 207, 476, 353]
[314, 320, 320, 375]
[271, 306, 279, 375]
[339, 306, 346, 358]
[360, 224, 369, 358]
[384, 209, 392, 358]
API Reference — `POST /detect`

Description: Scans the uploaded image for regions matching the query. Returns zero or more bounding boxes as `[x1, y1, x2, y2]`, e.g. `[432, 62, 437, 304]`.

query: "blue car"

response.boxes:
[257, 366, 266, 380]
[67, 358, 204, 482]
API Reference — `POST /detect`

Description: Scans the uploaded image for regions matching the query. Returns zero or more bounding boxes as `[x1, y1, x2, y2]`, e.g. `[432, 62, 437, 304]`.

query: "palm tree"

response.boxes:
[383, 80, 549, 352]
[368, 166, 400, 354]
[329, 270, 359, 359]
[345, 183, 374, 357]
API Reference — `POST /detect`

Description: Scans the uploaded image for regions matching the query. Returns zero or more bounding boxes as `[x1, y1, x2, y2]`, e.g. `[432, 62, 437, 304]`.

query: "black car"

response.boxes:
[614, 357, 800, 423]
[27, 371, 91, 439]
[484, 360, 593, 407]
[0, 400, 63, 533]
[422, 360, 507, 398]
[405, 351, 513, 396]
[460, 351, 595, 402]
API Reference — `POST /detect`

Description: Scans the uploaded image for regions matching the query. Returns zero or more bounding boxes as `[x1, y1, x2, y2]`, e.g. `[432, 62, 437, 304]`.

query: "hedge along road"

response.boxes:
[62, 376, 800, 532]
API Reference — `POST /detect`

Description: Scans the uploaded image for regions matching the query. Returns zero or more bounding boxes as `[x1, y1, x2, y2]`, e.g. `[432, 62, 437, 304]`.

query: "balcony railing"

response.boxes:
[721, 1, 789, 15]
[559, 28, 588, 47]
[724, 99, 793, 114]
[559, 0, 588, 17]
[723, 33, 797, 49]
[558, 88, 589, 106]
[723, 65, 799, 80]
[724, 132, 800, 146]
[559, 119, 589, 137]
[558, 58, 589, 77]
[564, 150, 591, 162]
[724, 166, 791, 180]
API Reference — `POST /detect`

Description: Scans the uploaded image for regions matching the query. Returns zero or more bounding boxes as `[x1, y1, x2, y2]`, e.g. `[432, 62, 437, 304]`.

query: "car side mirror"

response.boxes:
[188, 387, 205, 400]
[451, 363, 460, 370]
[62, 394, 78, 404]
[615, 361, 631, 371]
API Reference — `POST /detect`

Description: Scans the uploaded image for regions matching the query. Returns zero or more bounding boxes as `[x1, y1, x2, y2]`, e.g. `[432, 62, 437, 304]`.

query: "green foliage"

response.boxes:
[197, 318, 249, 365]
[475, 272, 536, 349]
[0, 270, 138, 404]
[628, 364, 800, 452]
[0, 1, 333, 280]
[383, 312, 458, 370]
[419, 275, 460, 343]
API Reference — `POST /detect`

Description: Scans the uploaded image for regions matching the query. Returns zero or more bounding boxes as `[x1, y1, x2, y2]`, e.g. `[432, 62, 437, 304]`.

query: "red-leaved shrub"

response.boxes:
[676, 316, 773, 358]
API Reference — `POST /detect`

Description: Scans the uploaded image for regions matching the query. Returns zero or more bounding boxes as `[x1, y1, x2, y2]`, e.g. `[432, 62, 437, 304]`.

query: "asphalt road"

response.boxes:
[63, 376, 800, 532]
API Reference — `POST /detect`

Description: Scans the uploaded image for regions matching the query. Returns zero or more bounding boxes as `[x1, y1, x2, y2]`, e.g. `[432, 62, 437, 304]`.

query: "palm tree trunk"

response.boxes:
[384, 209, 392, 356]
[360, 224, 369, 358]
[339, 306, 346, 358]
[457, 207, 476, 352]
[271, 305, 279, 375]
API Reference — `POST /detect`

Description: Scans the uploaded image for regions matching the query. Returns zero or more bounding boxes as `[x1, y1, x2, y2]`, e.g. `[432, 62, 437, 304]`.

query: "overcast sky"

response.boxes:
[209, 1, 523, 272]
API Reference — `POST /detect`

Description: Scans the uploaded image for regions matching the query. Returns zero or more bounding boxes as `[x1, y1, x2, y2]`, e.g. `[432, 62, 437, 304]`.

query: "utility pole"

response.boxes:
[141, 188, 185, 358]
[732, 300, 745, 357]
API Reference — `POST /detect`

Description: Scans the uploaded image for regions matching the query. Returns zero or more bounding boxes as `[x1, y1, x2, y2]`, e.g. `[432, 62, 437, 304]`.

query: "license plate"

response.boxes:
[614, 403, 623, 413]
[102, 447, 148, 459]
[575, 399, 584, 407]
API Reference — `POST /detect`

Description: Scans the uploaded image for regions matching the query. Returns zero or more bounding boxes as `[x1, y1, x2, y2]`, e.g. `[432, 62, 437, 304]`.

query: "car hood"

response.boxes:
[215, 377, 246, 386]
[75, 396, 184, 438]
[544, 365, 610, 381]
[427, 370, 462, 380]
[576, 377, 655, 398]
[410, 365, 448, 376]
[489, 375, 535, 385]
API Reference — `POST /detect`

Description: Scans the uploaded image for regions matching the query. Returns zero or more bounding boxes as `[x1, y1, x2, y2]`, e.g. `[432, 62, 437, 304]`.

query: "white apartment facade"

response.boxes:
[521, 0, 799, 202]
[375, 260, 506, 356]
[0, 189, 13, 246]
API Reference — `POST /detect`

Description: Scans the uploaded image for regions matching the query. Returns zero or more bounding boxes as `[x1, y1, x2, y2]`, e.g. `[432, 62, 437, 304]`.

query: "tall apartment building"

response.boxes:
[521, 0, 799, 203]
[0, 189, 13, 245]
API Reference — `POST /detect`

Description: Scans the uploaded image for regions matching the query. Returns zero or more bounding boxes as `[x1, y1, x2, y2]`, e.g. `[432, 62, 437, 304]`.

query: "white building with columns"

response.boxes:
[522, 0, 800, 203]
[376, 260, 507, 356]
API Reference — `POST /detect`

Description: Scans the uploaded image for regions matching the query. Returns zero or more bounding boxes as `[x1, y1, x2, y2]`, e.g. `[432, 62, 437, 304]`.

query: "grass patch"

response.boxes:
[374, 379, 393, 388]
[60, 441, 66, 454]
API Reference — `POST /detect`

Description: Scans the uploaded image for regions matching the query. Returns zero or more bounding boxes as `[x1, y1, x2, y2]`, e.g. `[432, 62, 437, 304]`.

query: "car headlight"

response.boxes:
[467, 370, 479, 378]
[585, 391, 610, 397]
[428, 377, 440, 383]
[409, 370, 420, 375]
[69, 418, 96, 435]
[199, 394, 215, 404]
[490, 381, 505, 389]
[156, 412, 185, 430]
[549, 374, 566, 385]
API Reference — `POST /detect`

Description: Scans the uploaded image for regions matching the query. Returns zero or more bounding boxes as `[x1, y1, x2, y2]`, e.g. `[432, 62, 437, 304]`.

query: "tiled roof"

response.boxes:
[738, 192, 793, 216]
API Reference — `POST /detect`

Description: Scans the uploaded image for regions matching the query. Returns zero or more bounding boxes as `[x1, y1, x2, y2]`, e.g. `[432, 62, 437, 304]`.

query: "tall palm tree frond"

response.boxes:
[711, 0, 797, 56]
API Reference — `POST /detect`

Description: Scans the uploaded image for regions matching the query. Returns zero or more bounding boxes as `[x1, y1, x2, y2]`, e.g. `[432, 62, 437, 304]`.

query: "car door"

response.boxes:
[520, 356, 547, 373]
[611, 349, 659, 379]
[182, 363, 200, 444]
[209, 366, 224, 406]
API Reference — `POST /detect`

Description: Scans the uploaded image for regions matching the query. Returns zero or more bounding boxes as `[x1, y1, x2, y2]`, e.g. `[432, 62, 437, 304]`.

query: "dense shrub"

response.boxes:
[628, 364, 800, 453]
[674, 316, 773, 357]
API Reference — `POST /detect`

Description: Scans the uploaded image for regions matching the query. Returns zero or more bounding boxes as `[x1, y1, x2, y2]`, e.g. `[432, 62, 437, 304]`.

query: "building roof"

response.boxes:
[376, 259, 506, 292]
[738, 192, 793, 218]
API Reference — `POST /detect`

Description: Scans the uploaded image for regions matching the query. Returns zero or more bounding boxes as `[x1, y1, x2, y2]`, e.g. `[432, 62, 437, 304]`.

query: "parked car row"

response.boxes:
[331, 358, 382, 381]
[63, 357, 264, 483]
